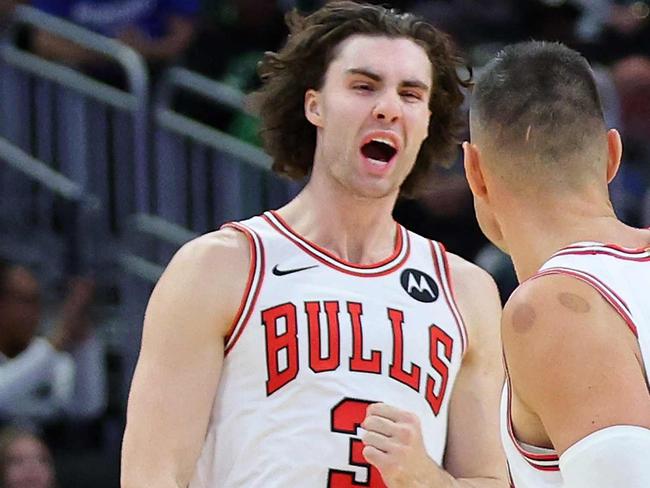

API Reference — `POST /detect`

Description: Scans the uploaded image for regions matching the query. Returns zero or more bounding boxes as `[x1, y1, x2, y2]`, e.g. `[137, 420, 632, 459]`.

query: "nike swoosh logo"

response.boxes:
[272, 264, 319, 276]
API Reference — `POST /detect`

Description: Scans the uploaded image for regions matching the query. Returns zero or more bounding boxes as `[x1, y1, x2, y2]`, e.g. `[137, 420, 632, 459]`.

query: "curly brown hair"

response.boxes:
[249, 1, 470, 197]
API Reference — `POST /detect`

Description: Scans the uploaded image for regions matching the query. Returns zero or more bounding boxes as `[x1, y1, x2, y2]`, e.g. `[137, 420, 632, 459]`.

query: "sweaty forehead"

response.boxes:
[330, 35, 432, 85]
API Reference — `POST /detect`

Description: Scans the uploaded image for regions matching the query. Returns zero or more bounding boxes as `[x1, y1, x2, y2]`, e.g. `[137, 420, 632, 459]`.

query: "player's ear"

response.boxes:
[606, 128, 623, 184]
[463, 142, 489, 201]
[305, 89, 323, 127]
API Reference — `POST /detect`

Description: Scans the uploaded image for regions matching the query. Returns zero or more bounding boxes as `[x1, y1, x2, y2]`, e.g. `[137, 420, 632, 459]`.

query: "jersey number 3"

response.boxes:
[328, 398, 387, 488]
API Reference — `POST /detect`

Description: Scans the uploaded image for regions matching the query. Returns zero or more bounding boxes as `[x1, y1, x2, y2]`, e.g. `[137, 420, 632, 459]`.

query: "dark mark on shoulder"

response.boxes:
[557, 292, 591, 314]
[511, 303, 537, 334]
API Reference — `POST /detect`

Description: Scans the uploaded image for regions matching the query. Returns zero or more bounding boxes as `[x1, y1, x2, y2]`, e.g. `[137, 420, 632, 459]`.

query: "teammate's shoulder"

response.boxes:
[505, 270, 601, 315]
[502, 271, 614, 348]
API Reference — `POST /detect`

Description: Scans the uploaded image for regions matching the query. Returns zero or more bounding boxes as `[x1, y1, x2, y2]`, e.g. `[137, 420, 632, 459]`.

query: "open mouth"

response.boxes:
[361, 139, 398, 164]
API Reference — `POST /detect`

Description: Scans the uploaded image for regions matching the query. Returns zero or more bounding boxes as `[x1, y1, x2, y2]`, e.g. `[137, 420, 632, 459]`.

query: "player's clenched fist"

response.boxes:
[362, 403, 441, 488]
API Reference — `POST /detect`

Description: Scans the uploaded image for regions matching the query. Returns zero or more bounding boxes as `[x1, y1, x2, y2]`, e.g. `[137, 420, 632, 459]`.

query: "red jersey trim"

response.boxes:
[221, 222, 266, 355]
[430, 241, 468, 355]
[531, 267, 638, 337]
[552, 243, 650, 262]
[262, 211, 410, 277]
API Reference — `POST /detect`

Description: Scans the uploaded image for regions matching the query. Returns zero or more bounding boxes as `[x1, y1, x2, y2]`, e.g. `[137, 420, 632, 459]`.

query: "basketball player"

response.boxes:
[121, 3, 507, 487]
[464, 41, 650, 488]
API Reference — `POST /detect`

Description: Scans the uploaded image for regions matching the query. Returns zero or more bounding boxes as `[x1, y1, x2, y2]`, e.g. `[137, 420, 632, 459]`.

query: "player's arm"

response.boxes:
[439, 255, 508, 488]
[502, 274, 650, 488]
[362, 255, 508, 488]
[121, 228, 249, 488]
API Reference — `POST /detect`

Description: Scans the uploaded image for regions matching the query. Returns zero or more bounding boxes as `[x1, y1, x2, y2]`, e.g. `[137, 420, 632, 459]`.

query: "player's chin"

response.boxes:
[350, 172, 404, 199]
[354, 181, 400, 200]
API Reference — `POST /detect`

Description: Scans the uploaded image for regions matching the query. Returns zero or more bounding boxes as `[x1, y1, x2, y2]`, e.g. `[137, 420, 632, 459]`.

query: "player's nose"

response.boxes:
[372, 92, 401, 124]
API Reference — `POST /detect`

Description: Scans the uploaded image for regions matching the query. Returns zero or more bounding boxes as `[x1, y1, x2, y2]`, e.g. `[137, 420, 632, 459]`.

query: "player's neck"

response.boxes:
[276, 179, 399, 265]
[501, 195, 626, 282]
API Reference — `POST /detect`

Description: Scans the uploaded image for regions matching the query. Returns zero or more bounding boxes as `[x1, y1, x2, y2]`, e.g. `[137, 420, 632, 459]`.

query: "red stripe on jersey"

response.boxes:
[598, 243, 650, 254]
[222, 222, 266, 355]
[559, 241, 650, 255]
[531, 267, 638, 337]
[430, 241, 468, 355]
[439, 243, 470, 354]
[262, 211, 410, 277]
[268, 210, 404, 269]
[552, 248, 650, 262]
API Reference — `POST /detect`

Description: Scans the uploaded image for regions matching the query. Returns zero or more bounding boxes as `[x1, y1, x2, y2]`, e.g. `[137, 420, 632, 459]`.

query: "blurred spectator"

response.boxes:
[611, 56, 650, 226]
[525, 0, 650, 63]
[0, 260, 107, 432]
[0, 427, 56, 488]
[411, 0, 523, 52]
[188, 0, 285, 90]
[602, 0, 650, 58]
[30, 0, 199, 81]
[0, 1, 26, 31]
[179, 0, 288, 139]
[613, 56, 650, 145]
[608, 0, 650, 36]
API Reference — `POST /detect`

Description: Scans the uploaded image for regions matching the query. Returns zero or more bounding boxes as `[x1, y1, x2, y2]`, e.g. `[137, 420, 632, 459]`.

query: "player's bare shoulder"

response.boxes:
[445, 252, 499, 299]
[444, 252, 502, 354]
[164, 227, 250, 288]
[504, 273, 599, 342]
[501, 272, 625, 361]
[173, 226, 250, 277]
[147, 227, 252, 338]
[499, 271, 644, 408]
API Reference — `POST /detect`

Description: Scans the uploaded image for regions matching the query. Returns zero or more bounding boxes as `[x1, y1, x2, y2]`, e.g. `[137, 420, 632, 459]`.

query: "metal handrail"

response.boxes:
[158, 67, 246, 112]
[118, 214, 198, 283]
[126, 213, 198, 246]
[154, 66, 272, 170]
[0, 136, 103, 275]
[5, 5, 148, 97]
[0, 136, 99, 206]
[117, 252, 165, 283]
[2, 5, 151, 213]
[156, 109, 272, 170]
[1, 47, 136, 110]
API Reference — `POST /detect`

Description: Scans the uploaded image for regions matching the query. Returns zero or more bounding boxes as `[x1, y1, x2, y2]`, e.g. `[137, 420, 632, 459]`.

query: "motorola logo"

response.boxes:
[400, 269, 439, 303]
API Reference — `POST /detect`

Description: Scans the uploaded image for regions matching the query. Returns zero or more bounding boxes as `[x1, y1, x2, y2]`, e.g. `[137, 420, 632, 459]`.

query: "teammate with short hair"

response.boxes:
[121, 3, 508, 487]
[464, 41, 650, 488]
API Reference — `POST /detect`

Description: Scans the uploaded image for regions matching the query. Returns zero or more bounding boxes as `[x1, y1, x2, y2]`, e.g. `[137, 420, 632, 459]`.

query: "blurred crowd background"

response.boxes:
[0, 1, 648, 486]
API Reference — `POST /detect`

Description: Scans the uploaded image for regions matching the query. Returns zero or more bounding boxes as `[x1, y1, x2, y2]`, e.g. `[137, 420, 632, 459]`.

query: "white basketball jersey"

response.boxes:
[189, 210, 468, 488]
[501, 241, 650, 488]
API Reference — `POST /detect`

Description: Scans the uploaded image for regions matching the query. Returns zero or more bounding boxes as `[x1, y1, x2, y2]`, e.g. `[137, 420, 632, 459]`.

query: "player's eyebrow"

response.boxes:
[401, 79, 430, 92]
[346, 68, 429, 93]
[346, 68, 382, 81]
[346, 68, 430, 92]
